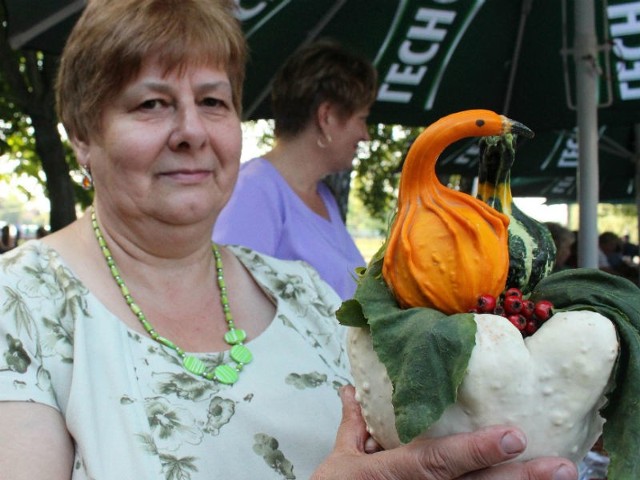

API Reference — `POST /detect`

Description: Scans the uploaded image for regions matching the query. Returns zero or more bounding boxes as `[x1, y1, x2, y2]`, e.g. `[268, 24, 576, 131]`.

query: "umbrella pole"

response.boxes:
[635, 124, 640, 285]
[574, 0, 600, 269]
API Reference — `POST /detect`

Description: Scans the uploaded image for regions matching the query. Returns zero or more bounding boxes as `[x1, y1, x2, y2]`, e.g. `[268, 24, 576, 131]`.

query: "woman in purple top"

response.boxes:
[214, 40, 376, 299]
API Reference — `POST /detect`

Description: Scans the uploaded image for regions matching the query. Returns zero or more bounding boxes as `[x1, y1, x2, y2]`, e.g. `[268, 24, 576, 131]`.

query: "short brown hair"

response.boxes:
[56, 0, 247, 142]
[271, 39, 377, 138]
[544, 222, 575, 248]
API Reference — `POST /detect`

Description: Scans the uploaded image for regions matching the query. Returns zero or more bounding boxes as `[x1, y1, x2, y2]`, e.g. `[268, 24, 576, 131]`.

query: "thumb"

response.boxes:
[333, 385, 369, 453]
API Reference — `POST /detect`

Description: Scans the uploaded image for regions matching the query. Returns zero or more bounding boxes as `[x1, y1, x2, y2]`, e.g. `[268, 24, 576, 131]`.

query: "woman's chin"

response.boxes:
[145, 195, 218, 228]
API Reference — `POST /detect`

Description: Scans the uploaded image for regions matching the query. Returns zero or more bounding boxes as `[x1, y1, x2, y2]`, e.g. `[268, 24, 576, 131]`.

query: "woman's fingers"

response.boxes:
[333, 385, 370, 453]
[405, 426, 527, 477]
[325, 386, 578, 480]
[458, 457, 578, 480]
[405, 426, 577, 480]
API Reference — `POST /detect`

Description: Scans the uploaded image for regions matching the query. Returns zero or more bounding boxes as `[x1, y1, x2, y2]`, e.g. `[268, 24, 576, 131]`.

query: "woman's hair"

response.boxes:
[544, 222, 576, 253]
[56, 0, 247, 142]
[271, 39, 377, 138]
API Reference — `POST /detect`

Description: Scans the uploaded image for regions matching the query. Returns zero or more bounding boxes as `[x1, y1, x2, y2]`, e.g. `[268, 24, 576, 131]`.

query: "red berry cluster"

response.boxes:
[471, 287, 554, 337]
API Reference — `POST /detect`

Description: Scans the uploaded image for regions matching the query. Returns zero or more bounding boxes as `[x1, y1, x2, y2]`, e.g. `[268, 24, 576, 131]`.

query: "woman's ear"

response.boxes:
[70, 137, 91, 166]
[316, 101, 336, 131]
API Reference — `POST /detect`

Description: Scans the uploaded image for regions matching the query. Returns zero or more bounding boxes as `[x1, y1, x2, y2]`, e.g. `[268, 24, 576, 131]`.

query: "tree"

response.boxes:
[0, 4, 80, 232]
[352, 124, 416, 226]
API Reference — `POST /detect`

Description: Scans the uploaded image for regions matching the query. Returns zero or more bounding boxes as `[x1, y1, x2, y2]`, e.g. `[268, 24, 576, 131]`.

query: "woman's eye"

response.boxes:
[139, 99, 164, 110]
[202, 97, 227, 109]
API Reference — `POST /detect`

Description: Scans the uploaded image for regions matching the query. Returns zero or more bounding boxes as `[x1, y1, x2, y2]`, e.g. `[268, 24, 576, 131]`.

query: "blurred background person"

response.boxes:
[214, 40, 376, 300]
[598, 231, 624, 274]
[544, 222, 576, 272]
[35, 226, 49, 239]
[598, 231, 638, 283]
[621, 233, 639, 262]
[0, 224, 17, 253]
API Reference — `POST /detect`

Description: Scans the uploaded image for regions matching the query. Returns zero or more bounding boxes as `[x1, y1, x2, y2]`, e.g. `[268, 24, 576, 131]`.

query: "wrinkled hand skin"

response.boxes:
[311, 386, 578, 480]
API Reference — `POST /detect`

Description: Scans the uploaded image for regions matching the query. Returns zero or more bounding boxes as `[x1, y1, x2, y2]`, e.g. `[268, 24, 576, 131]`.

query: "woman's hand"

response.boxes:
[312, 385, 578, 480]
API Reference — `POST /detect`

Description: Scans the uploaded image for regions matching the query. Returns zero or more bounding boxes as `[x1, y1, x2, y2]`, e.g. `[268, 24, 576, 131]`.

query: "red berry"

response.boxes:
[504, 287, 523, 299]
[533, 300, 554, 322]
[524, 318, 538, 336]
[493, 305, 505, 317]
[507, 314, 526, 331]
[476, 294, 497, 313]
[521, 300, 535, 319]
[503, 295, 523, 315]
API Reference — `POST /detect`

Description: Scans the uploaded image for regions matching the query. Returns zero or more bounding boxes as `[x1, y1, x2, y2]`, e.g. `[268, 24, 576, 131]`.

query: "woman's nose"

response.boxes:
[361, 126, 370, 142]
[169, 103, 207, 150]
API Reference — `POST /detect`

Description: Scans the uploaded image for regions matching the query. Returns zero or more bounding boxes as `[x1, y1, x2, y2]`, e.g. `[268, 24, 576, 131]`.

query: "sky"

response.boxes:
[514, 198, 569, 224]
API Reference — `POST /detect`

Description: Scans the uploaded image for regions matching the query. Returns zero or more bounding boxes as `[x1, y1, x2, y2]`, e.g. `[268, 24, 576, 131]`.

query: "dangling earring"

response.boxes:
[317, 133, 333, 149]
[80, 164, 93, 190]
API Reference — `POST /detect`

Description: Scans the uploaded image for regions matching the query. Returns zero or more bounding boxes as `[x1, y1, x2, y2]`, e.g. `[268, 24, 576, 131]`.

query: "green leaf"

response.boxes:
[339, 253, 476, 443]
[336, 299, 367, 328]
[530, 268, 640, 480]
[336, 250, 388, 328]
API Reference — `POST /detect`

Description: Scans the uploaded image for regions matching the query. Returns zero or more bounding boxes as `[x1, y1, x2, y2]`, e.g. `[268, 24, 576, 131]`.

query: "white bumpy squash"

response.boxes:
[347, 310, 618, 462]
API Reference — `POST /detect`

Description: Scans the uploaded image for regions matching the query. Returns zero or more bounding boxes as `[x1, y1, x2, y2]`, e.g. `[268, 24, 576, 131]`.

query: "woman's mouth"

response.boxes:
[159, 169, 213, 184]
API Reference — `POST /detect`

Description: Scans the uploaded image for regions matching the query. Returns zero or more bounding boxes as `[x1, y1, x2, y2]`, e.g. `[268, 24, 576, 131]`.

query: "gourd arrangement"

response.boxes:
[337, 110, 640, 479]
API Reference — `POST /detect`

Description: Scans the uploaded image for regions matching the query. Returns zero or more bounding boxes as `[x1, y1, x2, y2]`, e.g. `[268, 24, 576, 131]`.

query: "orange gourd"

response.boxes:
[382, 109, 533, 314]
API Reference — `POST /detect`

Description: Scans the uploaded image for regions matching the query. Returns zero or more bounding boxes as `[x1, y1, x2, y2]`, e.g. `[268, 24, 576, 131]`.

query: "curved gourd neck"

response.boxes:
[398, 111, 506, 201]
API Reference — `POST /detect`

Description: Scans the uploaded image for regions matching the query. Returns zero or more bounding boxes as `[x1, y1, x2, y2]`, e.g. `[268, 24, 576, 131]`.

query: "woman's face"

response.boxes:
[327, 106, 370, 172]
[556, 240, 574, 267]
[74, 59, 242, 226]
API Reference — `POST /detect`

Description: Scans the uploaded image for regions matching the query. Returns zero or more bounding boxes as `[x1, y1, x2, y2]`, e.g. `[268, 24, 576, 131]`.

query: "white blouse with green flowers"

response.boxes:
[0, 241, 351, 480]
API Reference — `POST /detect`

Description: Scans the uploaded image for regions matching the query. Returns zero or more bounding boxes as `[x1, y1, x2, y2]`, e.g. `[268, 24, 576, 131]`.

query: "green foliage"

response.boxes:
[253, 119, 275, 150]
[0, 124, 92, 211]
[352, 124, 420, 226]
[597, 204, 639, 241]
[345, 192, 389, 235]
[0, 8, 80, 229]
[602, 204, 639, 217]
[0, 119, 40, 202]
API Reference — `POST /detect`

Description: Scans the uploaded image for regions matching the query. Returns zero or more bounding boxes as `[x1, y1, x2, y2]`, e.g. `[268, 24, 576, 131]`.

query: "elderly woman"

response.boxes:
[214, 40, 372, 300]
[0, 1, 577, 479]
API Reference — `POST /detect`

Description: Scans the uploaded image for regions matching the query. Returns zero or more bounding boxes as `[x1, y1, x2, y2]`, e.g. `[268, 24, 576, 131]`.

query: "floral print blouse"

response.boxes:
[0, 241, 351, 479]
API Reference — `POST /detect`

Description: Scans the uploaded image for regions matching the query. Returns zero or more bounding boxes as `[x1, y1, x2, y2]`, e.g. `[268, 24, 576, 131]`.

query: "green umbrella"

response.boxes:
[436, 125, 636, 203]
[3, 0, 83, 53]
[238, 0, 640, 130]
[4, 0, 640, 266]
[6, 1, 639, 129]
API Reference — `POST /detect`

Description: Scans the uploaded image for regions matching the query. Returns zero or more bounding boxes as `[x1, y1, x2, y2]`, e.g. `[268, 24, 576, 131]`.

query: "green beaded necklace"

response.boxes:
[90, 206, 252, 385]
